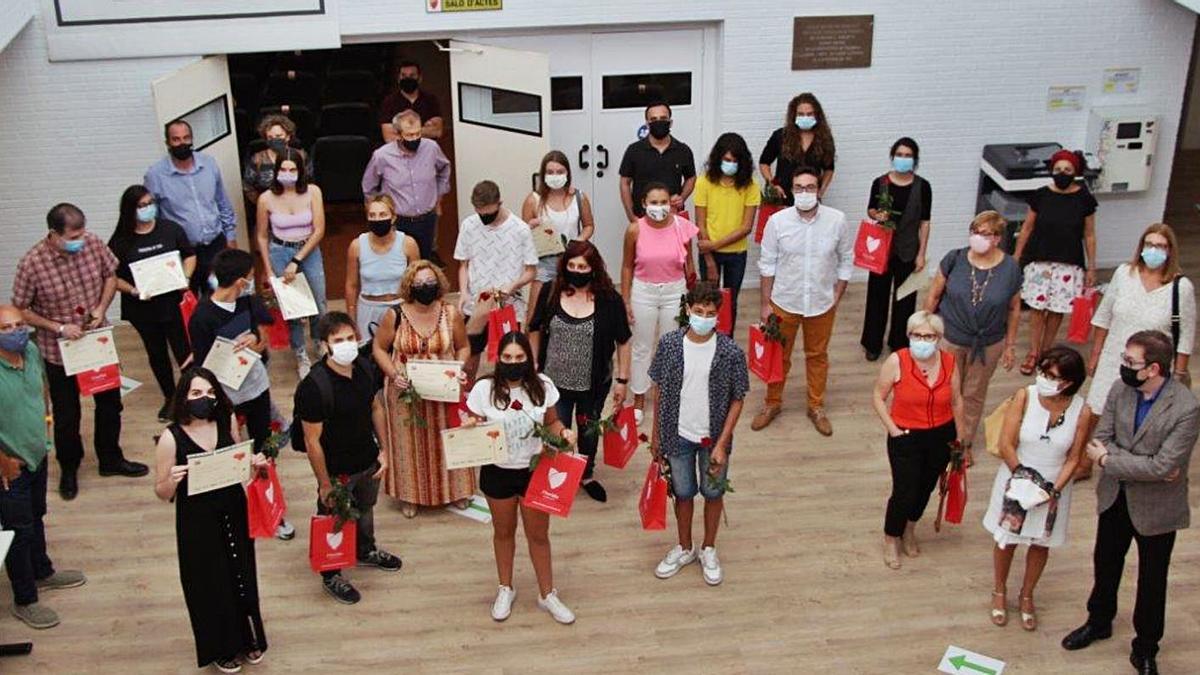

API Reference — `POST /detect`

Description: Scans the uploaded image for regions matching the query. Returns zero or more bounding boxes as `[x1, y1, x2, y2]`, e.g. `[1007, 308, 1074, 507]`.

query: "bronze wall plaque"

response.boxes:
[792, 15, 874, 71]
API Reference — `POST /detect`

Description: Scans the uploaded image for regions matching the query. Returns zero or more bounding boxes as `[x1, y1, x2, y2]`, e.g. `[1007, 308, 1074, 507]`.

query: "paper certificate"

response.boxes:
[895, 270, 932, 300]
[531, 224, 566, 258]
[129, 250, 188, 299]
[442, 423, 508, 470]
[58, 327, 119, 376]
[203, 337, 261, 390]
[187, 440, 253, 496]
[406, 359, 463, 403]
[270, 273, 319, 320]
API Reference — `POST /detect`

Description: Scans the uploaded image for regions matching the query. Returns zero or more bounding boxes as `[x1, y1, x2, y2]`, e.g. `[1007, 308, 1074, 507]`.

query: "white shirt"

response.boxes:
[466, 375, 561, 470]
[677, 333, 717, 442]
[453, 212, 539, 317]
[758, 203, 854, 317]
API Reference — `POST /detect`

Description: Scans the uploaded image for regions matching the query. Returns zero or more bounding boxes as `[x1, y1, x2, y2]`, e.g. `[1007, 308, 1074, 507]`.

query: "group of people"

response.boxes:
[0, 76, 1196, 675]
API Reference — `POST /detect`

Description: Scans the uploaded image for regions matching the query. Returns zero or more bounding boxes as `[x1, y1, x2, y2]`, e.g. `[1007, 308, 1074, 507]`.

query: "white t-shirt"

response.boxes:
[466, 374, 561, 470]
[677, 334, 717, 442]
[453, 212, 539, 317]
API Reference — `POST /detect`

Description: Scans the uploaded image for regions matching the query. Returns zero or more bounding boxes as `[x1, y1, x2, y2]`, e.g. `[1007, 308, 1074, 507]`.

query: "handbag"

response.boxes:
[983, 396, 1015, 458]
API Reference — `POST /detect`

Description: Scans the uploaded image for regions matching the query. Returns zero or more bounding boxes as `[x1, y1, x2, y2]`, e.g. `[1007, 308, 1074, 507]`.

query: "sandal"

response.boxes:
[990, 591, 1008, 627]
[1019, 351, 1038, 376]
[1019, 596, 1037, 631]
[452, 498, 471, 510]
[400, 502, 418, 519]
[244, 651, 264, 665]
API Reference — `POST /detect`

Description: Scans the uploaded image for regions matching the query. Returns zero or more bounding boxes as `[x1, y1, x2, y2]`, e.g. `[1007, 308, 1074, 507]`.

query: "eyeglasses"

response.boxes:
[793, 185, 820, 194]
[908, 332, 940, 342]
[1120, 355, 1146, 369]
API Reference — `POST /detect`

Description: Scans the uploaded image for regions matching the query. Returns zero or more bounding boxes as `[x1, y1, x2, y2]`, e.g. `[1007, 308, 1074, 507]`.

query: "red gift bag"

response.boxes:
[246, 463, 287, 539]
[267, 307, 291, 350]
[308, 516, 357, 573]
[638, 460, 669, 531]
[444, 393, 470, 430]
[1066, 289, 1100, 344]
[179, 290, 198, 341]
[935, 466, 968, 531]
[754, 204, 786, 243]
[77, 364, 121, 396]
[852, 220, 894, 275]
[748, 324, 784, 384]
[716, 288, 733, 335]
[523, 452, 586, 517]
[486, 304, 519, 363]
[602, 406, 639, 469]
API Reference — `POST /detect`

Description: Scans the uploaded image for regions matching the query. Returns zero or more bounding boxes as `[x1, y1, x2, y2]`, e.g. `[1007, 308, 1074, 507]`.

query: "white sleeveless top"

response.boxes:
[533, 191, 582, 240]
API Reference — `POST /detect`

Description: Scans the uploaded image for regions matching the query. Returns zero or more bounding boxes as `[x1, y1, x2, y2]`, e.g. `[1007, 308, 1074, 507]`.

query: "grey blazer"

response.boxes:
[1096, 377, 1200, 536]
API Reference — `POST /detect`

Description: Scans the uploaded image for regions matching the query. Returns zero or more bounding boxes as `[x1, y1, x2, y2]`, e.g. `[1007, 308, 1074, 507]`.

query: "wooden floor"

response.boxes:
[4, 202, 1200, 674]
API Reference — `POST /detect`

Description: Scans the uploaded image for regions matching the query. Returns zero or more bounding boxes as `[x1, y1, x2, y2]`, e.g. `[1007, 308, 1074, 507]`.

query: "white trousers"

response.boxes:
[629, 277, 687, 395]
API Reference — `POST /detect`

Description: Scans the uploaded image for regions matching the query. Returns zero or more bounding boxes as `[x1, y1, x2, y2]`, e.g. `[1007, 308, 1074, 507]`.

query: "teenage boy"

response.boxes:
[297, 312, 400, 605]
[648, 281, 748, 585]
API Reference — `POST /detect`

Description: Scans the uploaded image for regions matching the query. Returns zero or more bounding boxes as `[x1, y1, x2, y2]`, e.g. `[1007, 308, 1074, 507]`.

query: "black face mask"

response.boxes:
[368, 218, 393, 237]
[399, 77, 419, 94]
[647, 120, 672, 140]
[1119, 364, 1147, 388]
[266, 139, 287, 154]
[478, 210, 500, 225]
[187, 396, 217, 421]
[401, 138, 422, 153]
[169, 143, 194, 161]
[1052, 173, 1074, 190]
[496, 360, 531, 383]
[563, 269, 594, 288]
[411, 282, 439, 305]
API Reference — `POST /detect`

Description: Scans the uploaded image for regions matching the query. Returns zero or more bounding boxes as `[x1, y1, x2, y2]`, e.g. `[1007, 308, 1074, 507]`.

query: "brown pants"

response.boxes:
[943, 340, 1005, 446]
[765, 303, 836, 410]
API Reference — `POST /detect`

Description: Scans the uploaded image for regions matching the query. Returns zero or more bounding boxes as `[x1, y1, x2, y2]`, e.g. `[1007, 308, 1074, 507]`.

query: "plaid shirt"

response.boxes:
[12, 232, 118, 365]
[649, 328, 749, 457]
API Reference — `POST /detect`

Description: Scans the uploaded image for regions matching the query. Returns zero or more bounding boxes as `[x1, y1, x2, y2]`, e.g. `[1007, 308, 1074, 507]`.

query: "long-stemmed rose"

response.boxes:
[508, 399, 572, 470]
[327, 474, 361, 532]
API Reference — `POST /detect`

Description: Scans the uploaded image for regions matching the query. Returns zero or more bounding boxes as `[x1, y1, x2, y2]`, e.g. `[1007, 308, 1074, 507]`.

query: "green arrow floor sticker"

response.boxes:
[939, 646, 1005, 675]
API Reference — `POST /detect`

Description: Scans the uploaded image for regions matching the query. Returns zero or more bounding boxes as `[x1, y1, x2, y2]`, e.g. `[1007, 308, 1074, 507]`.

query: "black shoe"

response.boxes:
[1061, 623, 1112, 651]
[359, 549, 402, 572]
[1130, 653, 1158, 675]
[582, 479, 608, 503]
[157, 402, 171, 423]
[864, 350, 881, 362]
[98, 459, 150, 478]
[58, 472, 78, 501]
[322, 574, 361, 604]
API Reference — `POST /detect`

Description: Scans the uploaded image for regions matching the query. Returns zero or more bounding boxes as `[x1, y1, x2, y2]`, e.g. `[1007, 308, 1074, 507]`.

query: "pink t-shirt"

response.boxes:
[634, 216, 698, 283]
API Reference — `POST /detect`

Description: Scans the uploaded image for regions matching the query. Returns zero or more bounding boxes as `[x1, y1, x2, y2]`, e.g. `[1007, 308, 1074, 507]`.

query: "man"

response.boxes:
[379, 60, 444, 141]
[1063, 330, 1200, 675]
[752, 167, 853, 436]
[144, 118, 238, 295]
[618, 102, 696, 221]
[12, 203, 148, 500]
[648, 281, 748, 586]
[453, 180, 538, 380]
[0, 305, 87, 629]
[297, 312, 400, 605]
[361, 110, 452, 261]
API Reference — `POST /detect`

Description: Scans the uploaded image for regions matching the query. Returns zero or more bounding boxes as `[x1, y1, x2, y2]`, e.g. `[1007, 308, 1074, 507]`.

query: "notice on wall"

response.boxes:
[1047, 85, 1086, 112]
[792, 15, 874, 70]
[1103, 68, 1141, 95]
[427, 0, 503, 12]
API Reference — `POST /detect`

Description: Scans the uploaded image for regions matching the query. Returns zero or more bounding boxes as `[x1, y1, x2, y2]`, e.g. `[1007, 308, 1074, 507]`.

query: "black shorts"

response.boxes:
[480, 464, 533, 500]
[463, 317, 488, 355]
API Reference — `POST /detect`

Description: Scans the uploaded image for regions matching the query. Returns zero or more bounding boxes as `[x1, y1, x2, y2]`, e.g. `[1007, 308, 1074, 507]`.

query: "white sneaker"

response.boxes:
[491, 585, 515, 621]
[274, 520, 296, 541]
[296, 350, 311, 380]
[698, 546, 723, 586]
[654, 544, 697, 579]
[537, 589, 576, 625]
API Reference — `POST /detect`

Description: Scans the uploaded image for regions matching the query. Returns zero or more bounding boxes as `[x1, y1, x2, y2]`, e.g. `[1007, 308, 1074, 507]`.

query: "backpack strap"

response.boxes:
[1171, 275, 1182, 354]
[310, 365, 336, 419]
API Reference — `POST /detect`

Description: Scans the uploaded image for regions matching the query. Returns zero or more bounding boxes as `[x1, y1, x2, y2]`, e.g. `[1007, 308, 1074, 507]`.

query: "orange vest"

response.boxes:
[890, 348, 955, 430]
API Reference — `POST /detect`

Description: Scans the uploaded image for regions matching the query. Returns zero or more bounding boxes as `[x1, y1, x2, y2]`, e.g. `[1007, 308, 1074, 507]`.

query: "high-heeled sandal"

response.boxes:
[1019, 596, 1037, 631]
[990, 591, 1008, 627]
[1019, 352, 1038, 376]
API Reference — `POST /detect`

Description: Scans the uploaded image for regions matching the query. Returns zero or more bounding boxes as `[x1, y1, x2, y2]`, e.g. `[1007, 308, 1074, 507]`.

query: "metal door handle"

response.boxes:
[578, 144, 590, 170]
[596, 144, 609, 169]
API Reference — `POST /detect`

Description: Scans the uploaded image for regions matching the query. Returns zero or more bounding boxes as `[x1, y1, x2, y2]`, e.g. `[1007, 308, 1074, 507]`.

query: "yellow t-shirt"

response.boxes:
[693, 174, 761, 253]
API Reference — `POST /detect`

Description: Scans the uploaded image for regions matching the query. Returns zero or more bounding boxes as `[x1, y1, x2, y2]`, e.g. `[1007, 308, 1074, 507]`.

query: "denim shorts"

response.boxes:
[536, 255, 560, 283]
[666, 436, 730, 500]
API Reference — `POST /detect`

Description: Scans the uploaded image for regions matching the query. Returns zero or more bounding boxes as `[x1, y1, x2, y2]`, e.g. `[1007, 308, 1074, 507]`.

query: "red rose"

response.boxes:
[479, 291, 492, 301]
[269, 420, 283, 432]
[576, 414, 589, 425]
[700, 437, 713, 447]
[399, 354, 408, 363]
[510, 400, 524, 411]
[337, 474, 350, 485]
[638, 433, 648, 443]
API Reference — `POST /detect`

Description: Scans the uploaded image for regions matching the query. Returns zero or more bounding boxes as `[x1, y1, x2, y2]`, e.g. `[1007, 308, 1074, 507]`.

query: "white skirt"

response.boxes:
[981, 461, 1073, 548]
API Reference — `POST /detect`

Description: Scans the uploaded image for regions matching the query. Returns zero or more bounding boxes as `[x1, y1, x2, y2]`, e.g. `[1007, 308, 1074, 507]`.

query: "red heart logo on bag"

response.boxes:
[547, 468, 567, 490]
[326, 531, 343, 550]
[486, 430, 500, 439]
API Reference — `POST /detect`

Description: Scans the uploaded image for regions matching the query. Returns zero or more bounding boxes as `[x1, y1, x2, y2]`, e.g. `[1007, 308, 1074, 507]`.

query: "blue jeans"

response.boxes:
[0, 461, 55, 606]
[700, 250, 747, 331]
[666, 436, 730, 501]
[268, 242, 327, 354]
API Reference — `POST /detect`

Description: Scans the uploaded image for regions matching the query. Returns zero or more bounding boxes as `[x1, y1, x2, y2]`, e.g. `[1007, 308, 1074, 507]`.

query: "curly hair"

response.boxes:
[257, 113, 297, 140]
[398, 260, 450, 303]
[781, 93, 835, 168]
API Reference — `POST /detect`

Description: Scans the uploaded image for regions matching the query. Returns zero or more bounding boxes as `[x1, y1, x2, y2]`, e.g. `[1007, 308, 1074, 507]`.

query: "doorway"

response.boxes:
[1167, 18, 1200, 250]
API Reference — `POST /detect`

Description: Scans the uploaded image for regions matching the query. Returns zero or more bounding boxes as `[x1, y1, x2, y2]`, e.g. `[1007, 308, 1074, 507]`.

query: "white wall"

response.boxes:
[0, 0, 34, 53]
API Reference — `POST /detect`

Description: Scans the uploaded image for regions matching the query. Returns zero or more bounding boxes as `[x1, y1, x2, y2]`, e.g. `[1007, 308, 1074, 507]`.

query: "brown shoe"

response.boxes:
[750, 406, 781, 431]
[807, 407, 833, 436]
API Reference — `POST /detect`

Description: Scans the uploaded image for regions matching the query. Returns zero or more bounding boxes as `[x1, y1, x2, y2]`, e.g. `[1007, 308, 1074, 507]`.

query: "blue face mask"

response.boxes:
[892, 156, 914, 173]
[1141, 247, 1168, 270]
[208, 274, 220, 291]
[720, 160, 738, 176]
[61, 238, 86, 254]
[909, 339, 937, 360]
[795, 115, 817, 130]
[0, 327, 30, 353]
[136, 204, 157, 222]
[688, 313, 718, 336]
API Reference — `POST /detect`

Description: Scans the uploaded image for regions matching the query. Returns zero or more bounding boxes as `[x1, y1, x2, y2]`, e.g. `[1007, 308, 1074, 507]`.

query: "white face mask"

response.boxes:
[1035, 374, 1063, 398]
[795, 192, 818, 211]
[645, 204, 670, 221]
[329, 341, 358, 366]
[543, 173, 568, 190]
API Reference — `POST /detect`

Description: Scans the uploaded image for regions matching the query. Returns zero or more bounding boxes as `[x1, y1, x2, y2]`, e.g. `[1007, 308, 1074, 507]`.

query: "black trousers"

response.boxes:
[317, 463, 380, 579]
[189, 234, 228, 297]
[554, 386, 606, 480]
[44, 360, 123, 473]
[861, 256, 917, 355]
[234, 390, 272, 454]
[883, 421, 954, 537]
[1086, 489, 1177, 658]
[130, 316, 190, 400]
[396, 212, 437, 261]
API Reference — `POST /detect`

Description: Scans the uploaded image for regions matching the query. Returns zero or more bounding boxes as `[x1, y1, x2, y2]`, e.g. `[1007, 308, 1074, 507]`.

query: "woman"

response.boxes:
[758, 92, 836, 203]
[521, 150, 596, 324]
[695, 132, 760, 331]
[154, 367, 269, 673]
[373, 261, 475, 518]
[108, 185, 197, 422]
[860, 137, 933, 361]
[1013, 149, 1098, 375]
[255, 148, 327, 379]
[529, 240, 632, 503]
[982, 347, 1089, 630]
[464, 332, 578, 625]
[871, 311, 964, 570]
[346, 194, 420, 344]
[242, 114, 308, 207]
[925, 211, 1023, 449]
[621, 182, 698, 423]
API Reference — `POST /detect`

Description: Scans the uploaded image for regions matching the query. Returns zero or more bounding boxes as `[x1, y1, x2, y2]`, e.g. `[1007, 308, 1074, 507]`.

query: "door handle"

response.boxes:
[531, 172, 539, 191]
[578, 144, 590, 170]
[596, 144, 609, 177]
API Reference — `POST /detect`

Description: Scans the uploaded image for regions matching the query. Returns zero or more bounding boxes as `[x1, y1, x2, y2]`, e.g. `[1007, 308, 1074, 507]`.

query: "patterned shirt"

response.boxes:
[453, 212, 538, 317]
[543, 312, 594, 391]
[12, 232, 118, 365]
[649, 329, 749, 457]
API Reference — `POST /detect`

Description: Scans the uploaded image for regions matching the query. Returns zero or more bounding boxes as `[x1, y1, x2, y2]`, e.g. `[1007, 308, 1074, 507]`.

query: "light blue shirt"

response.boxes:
[143, 152, 237, 246]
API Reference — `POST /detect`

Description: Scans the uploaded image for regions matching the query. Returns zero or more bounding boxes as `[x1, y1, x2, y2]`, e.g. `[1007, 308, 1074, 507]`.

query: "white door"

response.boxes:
[151, 56, 248, 246]
[449, 40, 551, 227]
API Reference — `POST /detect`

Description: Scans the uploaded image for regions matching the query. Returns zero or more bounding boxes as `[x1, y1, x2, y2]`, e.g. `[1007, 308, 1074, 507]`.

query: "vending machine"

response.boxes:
[1086, 107, 1159, 193]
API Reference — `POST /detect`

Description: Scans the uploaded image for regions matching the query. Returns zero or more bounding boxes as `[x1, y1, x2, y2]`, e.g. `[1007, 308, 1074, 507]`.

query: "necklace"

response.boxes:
[969, 265, 994, 306]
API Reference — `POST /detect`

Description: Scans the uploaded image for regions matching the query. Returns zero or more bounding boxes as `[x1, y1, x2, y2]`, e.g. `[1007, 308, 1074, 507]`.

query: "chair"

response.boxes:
[262, 70, 321, 112]
[230, 72, 262, 117]
[312, 135, 372, 202]
[318, 103, 376, 140]
[322, 70, 378, 105]
[234, 108, 253, 155]
[273, 50, 330, 75]
[256, 105, 318, 150]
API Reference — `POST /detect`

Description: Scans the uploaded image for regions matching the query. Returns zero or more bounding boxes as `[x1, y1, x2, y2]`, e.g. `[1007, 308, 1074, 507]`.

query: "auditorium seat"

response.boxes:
[323, 70, 379, 105]
[312, 135, 372, 202]
[318, 103, 376, 141]
[263, 70, 320, 112]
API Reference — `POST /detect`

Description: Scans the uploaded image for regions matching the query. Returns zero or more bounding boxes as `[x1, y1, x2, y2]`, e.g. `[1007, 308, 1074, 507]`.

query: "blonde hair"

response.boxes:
[970, 210, 1007, 237]
[364, 193, 396, 218]
[399, 260, 450, 303]
[906, 310, 945, 336]
[1130, 222, 1181, 281]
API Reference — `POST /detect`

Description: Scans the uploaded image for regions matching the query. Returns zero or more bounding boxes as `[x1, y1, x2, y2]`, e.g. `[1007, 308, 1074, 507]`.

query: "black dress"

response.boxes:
[171, 422, 268, 667]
